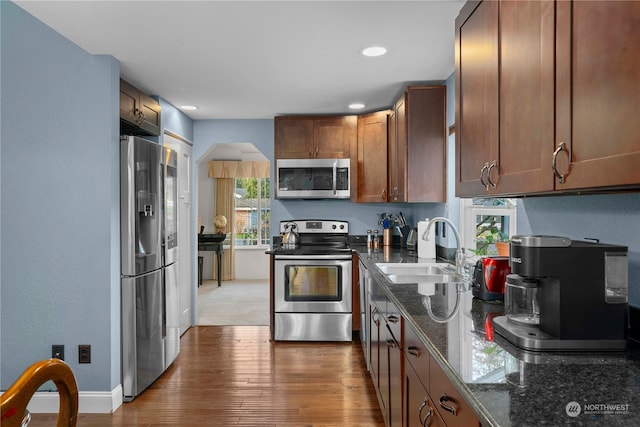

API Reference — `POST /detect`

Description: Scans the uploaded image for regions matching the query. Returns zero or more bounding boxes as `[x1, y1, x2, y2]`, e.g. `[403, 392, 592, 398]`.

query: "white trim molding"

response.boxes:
[26, 385, 123, 414]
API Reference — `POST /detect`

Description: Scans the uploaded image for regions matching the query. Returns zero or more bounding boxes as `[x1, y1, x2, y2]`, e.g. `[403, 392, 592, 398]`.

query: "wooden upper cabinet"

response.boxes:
[555, 1, 640, 191]
[388, 96, 406, 202]
[455, 0, 498, 197]
[496, 0, 555, 195]
[456, 0, 640, 197]
[274, 116, 355, 159]
[354, 111, 389, 203]
[314, 116, 356, 158]
[391, 86, 446, 202]
[405, 86, 446, 202]
[274, 117, 314, 158]
[120, 79, 161, 137]
[120, 80, 139, 126]
[456, 0, 554, 197]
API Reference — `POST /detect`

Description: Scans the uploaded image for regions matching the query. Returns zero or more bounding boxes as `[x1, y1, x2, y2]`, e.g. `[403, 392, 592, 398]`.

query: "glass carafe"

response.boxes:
[505, 274, 540, 326]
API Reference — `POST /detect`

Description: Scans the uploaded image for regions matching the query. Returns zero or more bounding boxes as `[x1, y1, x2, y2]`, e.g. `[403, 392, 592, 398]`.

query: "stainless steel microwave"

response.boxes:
[276, 158, 350, 199]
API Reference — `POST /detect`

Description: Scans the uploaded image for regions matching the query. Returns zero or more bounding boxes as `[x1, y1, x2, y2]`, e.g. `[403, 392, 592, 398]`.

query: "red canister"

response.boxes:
[471, 256, 511, 301]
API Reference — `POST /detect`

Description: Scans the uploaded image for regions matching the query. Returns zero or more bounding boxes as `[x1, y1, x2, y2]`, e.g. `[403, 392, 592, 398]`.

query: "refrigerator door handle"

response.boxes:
[162, 277, 167, 339]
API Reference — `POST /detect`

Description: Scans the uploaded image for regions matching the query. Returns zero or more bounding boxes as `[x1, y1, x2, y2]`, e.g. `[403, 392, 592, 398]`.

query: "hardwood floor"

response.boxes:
[29, 326, 384, 426]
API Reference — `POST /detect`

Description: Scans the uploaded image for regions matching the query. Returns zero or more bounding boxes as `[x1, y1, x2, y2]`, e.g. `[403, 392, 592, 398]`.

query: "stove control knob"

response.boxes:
[339, 224, 345, 230]
[332, 224, 337, 229]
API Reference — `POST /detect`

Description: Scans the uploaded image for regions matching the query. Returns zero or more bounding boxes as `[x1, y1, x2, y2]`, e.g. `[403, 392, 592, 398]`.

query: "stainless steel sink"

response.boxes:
[375, 263, 465, 284]
[376, 262, 454, 275]
[386, 273, 465, 284]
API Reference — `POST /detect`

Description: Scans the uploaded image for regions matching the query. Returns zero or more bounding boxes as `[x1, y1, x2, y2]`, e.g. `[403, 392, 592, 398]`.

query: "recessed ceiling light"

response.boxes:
[180, 105, 198, 111]
[349, 103, 366, 110]
[361, 46, 387, 57]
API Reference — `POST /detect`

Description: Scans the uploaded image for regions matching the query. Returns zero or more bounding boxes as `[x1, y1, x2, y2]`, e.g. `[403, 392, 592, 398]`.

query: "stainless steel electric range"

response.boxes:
[272, 219, 352, 341]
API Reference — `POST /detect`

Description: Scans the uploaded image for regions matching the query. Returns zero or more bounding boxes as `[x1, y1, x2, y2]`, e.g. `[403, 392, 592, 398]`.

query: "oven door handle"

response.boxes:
[332, 160, 337, 195]
[275, 254, 353, 261]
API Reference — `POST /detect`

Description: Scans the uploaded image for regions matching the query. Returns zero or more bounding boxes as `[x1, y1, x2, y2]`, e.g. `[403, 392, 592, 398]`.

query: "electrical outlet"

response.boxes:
[52, 344, 64, 361]
[78, 345, 91, 364]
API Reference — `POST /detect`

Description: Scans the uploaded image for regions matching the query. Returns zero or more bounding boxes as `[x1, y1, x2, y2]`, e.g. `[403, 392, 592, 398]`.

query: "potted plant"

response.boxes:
[473, 216, 510, 256]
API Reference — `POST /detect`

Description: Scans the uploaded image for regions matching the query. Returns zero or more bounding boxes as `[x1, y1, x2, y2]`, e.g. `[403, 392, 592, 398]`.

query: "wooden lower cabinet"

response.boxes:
[430, 358, 480, 427]
[369, 281, 403, 427]
[405, 358, 446, 427]
[369, 301, 386, 425]
[366, 276, 481, 427]
[387, 324, 402, 427]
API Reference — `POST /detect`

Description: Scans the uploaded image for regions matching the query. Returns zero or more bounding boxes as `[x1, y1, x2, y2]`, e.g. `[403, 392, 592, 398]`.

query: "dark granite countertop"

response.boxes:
[356, 245, 640, 426]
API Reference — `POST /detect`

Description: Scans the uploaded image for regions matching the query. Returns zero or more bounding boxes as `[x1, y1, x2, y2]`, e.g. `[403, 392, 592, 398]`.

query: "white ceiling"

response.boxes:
[15, 0, 464, 121]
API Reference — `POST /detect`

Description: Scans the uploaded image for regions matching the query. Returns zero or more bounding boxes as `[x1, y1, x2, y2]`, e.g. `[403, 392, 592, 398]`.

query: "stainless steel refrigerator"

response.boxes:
[120, 135, 180, 401]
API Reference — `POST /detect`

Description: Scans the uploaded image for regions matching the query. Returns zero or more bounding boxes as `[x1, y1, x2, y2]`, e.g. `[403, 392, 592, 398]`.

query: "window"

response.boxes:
[460, 198, 517, 259]
[233, 178, 270, 246]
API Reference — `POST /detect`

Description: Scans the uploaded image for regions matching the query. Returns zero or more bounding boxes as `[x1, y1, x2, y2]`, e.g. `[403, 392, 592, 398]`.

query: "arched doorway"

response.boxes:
[195, 142, 270, 326]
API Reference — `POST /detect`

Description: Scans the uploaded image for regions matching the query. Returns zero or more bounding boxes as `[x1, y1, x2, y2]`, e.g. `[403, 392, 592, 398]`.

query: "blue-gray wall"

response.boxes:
[517, 194, 640, 307]
[1, 1, 121, 390]
[158, 97, 194, 142]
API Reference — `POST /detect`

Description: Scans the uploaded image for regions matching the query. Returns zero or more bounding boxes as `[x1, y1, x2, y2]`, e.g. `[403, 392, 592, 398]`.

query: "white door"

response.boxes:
[164, 132, 193, 335]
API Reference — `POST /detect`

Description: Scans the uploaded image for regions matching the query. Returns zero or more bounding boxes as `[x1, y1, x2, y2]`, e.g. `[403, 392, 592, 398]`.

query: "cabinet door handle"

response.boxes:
[418, 399, 434, 426]
[381, 189, 387, 201]
[134, 108, 145, 126]
[407, 346, 420, 358]
[480, 162, 489, 191]
[552, 142, 569, 183]
[487, 160, 497, 189]
[387, 314, 399, 324]
[315, 146, 319, 157]
[439, 393, 458, 415]
[386, 339, 397, 348]
[372, 307, 380, 326]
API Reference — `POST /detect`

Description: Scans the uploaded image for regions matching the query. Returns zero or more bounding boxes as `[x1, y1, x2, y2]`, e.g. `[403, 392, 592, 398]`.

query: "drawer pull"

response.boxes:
[407, 346, 420, 358]
[387, 314, 399, 323]
[418, 399, 433, 426]
[439, 393, 458, 415]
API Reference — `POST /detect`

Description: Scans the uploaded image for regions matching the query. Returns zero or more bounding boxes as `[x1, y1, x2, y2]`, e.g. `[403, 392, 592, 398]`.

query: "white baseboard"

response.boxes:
[26, 385, 123, 413]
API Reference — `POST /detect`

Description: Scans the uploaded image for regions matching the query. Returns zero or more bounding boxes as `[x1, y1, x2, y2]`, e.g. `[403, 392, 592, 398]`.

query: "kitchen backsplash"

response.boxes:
[517, 192, 640, 307]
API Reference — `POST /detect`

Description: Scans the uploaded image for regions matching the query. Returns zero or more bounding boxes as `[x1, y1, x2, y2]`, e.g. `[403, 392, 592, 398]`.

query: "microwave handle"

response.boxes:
[332, 160, 337, 195]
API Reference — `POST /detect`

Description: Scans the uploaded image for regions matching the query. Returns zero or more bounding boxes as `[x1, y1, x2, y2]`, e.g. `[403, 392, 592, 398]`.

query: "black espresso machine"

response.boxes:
[493, 235, 629, 351]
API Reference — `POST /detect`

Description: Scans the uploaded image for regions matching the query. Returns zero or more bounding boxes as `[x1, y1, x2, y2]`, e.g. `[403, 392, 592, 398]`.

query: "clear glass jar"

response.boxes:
[505, 274, 540, 326]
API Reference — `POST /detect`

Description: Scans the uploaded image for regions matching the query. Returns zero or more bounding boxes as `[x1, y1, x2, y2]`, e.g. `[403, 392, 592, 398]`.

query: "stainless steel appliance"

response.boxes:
[493, 235, 628, 351]
[273, 220, 352, 341]
[276, 158, 350, 199]
[120, 135, 180, 401]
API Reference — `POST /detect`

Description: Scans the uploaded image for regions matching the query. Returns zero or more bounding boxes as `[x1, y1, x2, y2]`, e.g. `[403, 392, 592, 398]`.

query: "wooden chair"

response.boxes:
[1, 358, 78, 427]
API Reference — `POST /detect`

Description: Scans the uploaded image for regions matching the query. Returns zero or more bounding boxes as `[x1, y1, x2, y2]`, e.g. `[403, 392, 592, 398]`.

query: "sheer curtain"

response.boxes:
[214, 178, 235, 280]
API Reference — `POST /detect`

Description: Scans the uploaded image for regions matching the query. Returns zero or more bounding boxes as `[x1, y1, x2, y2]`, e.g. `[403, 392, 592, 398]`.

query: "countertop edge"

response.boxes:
[357, 248, 501, 427]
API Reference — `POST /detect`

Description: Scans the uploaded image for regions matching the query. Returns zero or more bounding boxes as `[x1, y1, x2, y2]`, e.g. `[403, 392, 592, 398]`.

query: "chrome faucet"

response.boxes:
[422, 217, 466, 277]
